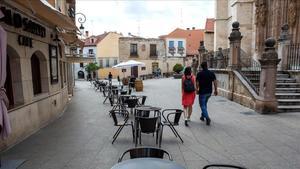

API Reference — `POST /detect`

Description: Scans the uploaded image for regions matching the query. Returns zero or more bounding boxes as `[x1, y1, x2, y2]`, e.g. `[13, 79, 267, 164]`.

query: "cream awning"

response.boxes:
[59, 32, 84, 48]
[13, 0, 78, 31]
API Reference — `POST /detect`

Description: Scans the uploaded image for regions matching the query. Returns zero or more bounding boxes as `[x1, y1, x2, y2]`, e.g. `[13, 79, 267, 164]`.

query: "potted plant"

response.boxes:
[85, 62, 100, 80]
[173, 63, 183, 79]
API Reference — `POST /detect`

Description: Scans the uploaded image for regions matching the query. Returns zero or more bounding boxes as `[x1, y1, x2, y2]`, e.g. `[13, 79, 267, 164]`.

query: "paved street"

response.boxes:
[2, 78, 300, 169]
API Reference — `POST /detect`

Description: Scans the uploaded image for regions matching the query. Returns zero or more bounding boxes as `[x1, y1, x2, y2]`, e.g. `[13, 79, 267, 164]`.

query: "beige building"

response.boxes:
[96, 32, 122, 79]
[0, 0, 80, 151]
[119, 37, 166, 78]
[214, 0, 255, 57]
[204, 18, 215, 52]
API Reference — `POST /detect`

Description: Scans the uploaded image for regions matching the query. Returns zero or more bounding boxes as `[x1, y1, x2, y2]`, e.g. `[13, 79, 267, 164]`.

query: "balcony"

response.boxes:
[130, 52, 139, 57]
[168, 47, 176, 56]
[150, 51, 158, 58]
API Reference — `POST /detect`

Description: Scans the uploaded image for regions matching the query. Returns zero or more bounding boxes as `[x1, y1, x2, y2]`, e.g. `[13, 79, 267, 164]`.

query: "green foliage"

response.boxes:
[173, 63, 184, 74]
[85, 63, 100, 73]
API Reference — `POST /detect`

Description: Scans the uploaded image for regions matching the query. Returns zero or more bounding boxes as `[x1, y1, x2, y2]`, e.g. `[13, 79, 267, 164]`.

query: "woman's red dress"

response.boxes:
[181, 75, 196, 107]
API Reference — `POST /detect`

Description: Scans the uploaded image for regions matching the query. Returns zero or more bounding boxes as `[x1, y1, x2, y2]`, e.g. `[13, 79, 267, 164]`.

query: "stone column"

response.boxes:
[216, 47, 225, 68]
[228, 21, 243, 70]
[277, 24, 291, 71]
[198, 41, 206, 69]
[256, 38, 281, 114]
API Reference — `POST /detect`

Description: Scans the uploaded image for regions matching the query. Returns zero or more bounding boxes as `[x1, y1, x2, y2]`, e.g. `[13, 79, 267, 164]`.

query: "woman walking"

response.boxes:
[181, 67, 196, 126]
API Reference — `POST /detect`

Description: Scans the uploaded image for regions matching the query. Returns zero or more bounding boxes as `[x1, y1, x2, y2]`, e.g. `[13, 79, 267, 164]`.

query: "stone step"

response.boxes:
[276, 83, 300, 88]
[276, 88, 300, 93]
[243, 73, 289, 78]
[277, 99, 300, 105]
[276, 93, 300, 99]
[247, 78, 296, 83]
[278, 105, 300, 113]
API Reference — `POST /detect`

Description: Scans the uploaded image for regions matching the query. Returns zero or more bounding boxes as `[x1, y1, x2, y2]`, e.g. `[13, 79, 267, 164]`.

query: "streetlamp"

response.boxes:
[76, 12, 86, 37]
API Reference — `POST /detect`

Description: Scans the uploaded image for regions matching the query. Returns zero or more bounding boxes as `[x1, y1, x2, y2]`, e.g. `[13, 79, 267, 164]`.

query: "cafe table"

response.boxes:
[111, 158, 186, 169]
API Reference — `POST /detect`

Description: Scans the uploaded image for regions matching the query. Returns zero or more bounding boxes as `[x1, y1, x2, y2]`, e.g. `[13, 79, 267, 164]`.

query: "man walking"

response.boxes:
[196, 62, 218, 125]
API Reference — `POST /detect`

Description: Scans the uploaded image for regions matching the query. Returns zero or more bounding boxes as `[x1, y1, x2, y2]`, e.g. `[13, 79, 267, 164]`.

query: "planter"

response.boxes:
[135, 79, 143, 92]
[173, 73, 182, 79]
[122, 77, 129, 85]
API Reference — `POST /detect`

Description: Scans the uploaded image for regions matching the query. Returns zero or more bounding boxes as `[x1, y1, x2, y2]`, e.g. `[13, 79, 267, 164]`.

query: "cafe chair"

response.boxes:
[160, 109, 184, 145]
[118, 147, 172, 162]
[137, 96, 147, 106]
[127, 98, 138, 114]
[137, 117, 161, 146]
[203, 164, 247, 169]
[110, 109, 134, 144]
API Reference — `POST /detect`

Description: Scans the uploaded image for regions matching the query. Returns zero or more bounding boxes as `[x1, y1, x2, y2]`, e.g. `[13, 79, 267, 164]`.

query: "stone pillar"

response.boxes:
[256, 38, 281, 114]
[198, 41, 206, 72]
[277, 24, 291, 71]
[228, 21, 243, 70]
[216, 47, 225, 68]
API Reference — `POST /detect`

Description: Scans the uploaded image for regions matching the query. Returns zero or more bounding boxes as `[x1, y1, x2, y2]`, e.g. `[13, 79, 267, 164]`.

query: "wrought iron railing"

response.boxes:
[287, 43, 300, 70]
[240, 59, 261, 94]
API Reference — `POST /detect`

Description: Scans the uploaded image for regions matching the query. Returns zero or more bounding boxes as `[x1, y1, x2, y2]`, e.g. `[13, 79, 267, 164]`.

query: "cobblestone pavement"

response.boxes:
[2, 78, 300, 169]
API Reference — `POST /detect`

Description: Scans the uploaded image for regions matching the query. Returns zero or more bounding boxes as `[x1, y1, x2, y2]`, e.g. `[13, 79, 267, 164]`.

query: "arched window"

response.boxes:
[4, 46, 24, 109]
[31, 54, 42, 95]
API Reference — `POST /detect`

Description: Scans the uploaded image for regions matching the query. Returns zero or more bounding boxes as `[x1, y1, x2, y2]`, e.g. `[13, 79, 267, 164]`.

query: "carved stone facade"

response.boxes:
[255, 0, 300, 56]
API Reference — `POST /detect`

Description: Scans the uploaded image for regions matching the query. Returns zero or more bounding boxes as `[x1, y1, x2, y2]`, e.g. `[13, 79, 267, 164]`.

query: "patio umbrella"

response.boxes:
[112, 60, 145, 78]
[112, 60, 145, 68]
[0, 10, 11, 139]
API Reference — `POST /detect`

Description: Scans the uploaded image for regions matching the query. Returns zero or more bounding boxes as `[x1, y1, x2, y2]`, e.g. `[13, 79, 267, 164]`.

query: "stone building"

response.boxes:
[0, 0, 80, 150]
[214, 0, 255, 58]
[204, 18, 215, 52]
[119, 36, 165, 77]
[96, 32, 122, 79]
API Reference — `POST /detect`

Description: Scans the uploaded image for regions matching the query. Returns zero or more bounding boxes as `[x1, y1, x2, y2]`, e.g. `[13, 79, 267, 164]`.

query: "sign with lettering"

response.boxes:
[0, 6, 46, 38]
[18, 35, 33, 48]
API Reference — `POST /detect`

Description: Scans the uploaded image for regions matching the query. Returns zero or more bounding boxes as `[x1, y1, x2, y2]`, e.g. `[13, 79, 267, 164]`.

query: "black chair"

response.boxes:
[127, 98, 138, 114]
[160, 109, 184, 145]
[203, 164, 247, 169]
[137, 117, 161, 146]
[110, 109, 134, 144]
[118, 147, 172, 162]
[137, 96, 147, 106]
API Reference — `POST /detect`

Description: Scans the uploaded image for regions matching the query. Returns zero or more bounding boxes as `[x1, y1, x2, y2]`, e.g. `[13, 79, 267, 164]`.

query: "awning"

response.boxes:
[59, 32, 84, 48]
[13, 0, 78, 31]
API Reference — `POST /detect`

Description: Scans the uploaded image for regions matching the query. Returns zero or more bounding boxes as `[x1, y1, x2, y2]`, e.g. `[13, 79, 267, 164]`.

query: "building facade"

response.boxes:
[0, 0, 78, 150]
[96, 32, 122, 79]
[204, 18, 215, 52]
[119, 37, 166, 77]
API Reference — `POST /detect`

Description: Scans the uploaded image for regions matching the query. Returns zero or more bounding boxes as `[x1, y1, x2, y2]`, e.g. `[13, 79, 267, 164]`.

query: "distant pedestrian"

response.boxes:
[181, 66, 196, 126]
[108, 72, 113, 81]
[196, 62, 218, 126]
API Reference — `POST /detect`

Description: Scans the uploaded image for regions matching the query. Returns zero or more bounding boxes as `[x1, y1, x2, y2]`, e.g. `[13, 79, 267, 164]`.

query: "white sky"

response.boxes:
[76, 0, 215, 38]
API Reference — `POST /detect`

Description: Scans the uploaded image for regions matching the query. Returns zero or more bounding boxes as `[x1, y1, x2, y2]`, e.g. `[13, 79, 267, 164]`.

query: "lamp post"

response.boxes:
[76, 12, 86, 38]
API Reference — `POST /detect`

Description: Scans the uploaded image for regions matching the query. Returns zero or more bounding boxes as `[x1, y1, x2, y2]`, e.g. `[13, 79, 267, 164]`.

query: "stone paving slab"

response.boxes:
[1, 78, 300, 169]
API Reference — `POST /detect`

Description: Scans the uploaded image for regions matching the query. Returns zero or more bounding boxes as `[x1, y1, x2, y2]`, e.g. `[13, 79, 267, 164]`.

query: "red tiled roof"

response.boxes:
[160, 28, 204, 55]
[205, 18, 214, 32]
[84, 33, 108, 46]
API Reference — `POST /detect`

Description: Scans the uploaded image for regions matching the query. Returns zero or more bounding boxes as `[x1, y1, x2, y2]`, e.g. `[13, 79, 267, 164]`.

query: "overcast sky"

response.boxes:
[76, 0, 215, 38]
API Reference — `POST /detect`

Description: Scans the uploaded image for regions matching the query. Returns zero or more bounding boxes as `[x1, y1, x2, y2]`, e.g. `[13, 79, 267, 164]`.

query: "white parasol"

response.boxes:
[112, 60, 145, 68]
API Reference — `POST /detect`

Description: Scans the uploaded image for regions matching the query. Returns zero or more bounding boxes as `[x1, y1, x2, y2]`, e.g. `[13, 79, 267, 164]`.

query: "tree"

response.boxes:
[173, 63, 184, 74]
[85, 63, 100, 79]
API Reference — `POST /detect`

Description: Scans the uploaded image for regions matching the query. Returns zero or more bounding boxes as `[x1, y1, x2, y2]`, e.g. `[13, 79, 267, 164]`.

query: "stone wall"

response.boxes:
[204, 32, 214, 52]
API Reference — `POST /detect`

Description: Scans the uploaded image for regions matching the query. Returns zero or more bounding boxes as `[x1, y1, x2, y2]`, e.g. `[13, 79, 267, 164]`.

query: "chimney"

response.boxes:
[85, 31, 89, 37]
[128, 32, 131, 36]
[192, 27, 195, 30]
[186, 28, 190, 30]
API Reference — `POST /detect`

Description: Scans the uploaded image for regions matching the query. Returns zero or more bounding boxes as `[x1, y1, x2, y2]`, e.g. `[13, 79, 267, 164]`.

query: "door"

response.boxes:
[131, 66, 138, 78]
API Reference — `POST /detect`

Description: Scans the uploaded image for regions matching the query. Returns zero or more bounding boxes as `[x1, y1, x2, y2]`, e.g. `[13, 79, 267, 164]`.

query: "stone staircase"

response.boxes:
[242, 71, 300, 113]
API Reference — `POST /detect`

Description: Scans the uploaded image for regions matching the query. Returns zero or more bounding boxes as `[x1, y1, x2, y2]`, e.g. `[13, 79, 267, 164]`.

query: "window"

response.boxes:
[31, 54, 42, 95]
[91, 39, 94, 43]
[141, 67, 146, 70]
[80, 63, 83, 67]
[88, 49, 94, 54]
[169, 41, 174, 47]
[130, 43, 138, 56]
[49, 45, 58, 84]
[114, 59, 118, 65]
[106, 59, 109, 67]
[99, 60, 103, 68]
[150, 44, 157, 57]
[178, 41, 183, 48]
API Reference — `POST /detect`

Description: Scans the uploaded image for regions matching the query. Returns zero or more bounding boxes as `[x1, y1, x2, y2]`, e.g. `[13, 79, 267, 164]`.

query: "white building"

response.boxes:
[75, 33, 98, 79]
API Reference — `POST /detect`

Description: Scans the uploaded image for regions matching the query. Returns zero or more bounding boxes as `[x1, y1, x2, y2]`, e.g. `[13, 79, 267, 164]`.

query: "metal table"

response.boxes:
[111, 158, 186, 169]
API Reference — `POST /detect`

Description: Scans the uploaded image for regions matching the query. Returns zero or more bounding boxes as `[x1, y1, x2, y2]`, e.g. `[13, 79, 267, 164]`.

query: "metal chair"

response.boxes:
[118, 147, 172, 162]
[137, 116, 161, 146]
[127, 98, 138, 114]
[110, 109, 134, 144]
[203, 164, 247, 169]
[160, 109, 184, 145]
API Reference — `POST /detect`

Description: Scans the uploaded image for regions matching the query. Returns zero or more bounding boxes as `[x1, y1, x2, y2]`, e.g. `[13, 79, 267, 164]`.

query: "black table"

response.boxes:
[111, 158, 186, 169]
